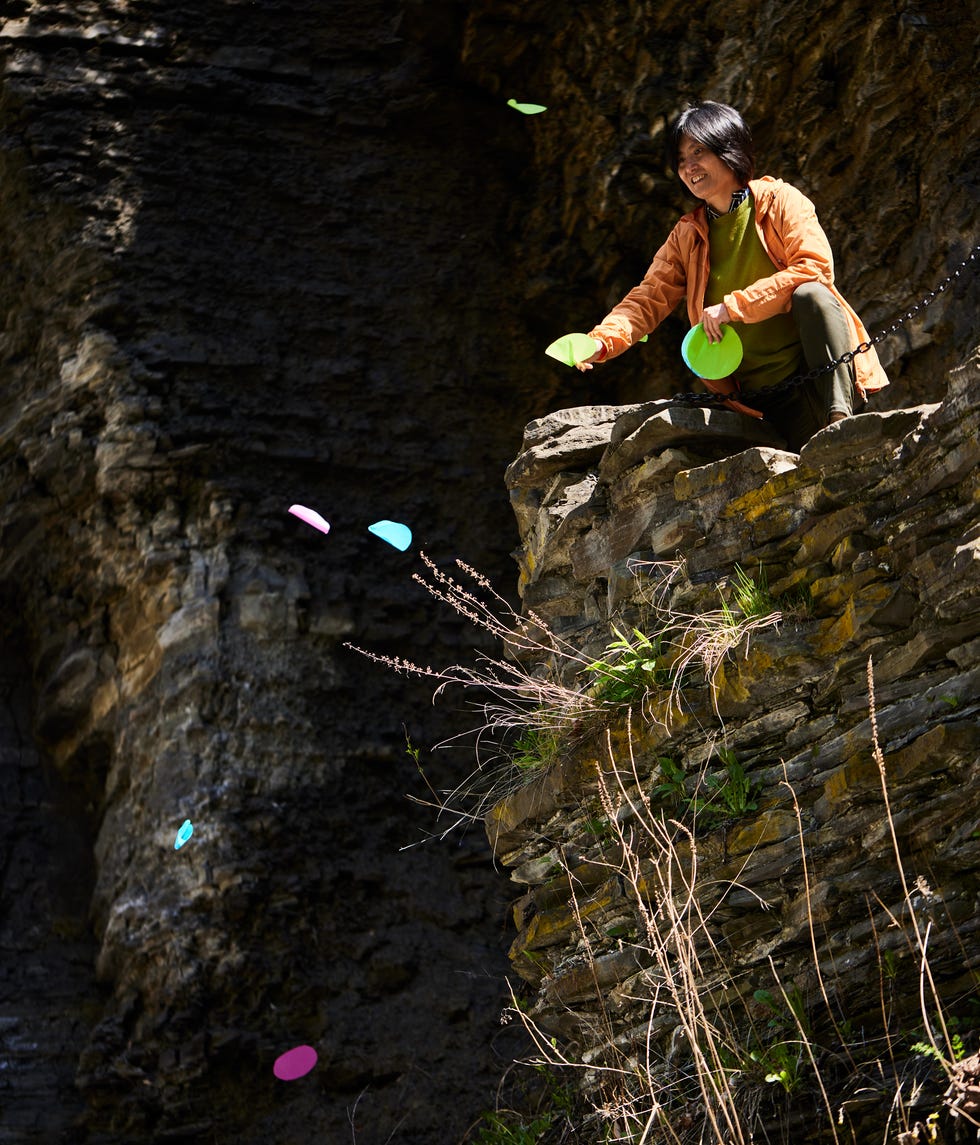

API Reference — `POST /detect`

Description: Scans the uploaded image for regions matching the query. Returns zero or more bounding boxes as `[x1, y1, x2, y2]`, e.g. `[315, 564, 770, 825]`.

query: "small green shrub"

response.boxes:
[584, 625, 670, 705]
[754, 983, 810, 1038]
[708, 748, 759, 815]
[651, 756, 687, 804]
[911, 1011, 967, 1063]
[472, 1067, 575, 1145]
[749, 1041, 804, 1093]
[911, 1035, 965, 1063]
[583, 816, 614, 839]
[690, 747, 760, 824]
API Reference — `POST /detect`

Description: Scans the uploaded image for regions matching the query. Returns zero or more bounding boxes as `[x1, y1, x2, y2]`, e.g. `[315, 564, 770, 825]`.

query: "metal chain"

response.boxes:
[670, 244, 980, 407]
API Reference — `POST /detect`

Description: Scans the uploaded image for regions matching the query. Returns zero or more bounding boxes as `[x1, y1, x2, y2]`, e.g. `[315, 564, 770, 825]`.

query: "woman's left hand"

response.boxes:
[701, 302, 731, 343]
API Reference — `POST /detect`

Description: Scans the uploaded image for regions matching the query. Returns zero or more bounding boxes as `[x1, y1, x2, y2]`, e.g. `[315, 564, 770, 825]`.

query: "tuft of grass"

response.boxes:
[509, 725, 562, 775]
[346, 554, 609, 839]
[664, 566, 783, 716]
[582, 564, 785, 721]
[729, 562, 775, 618]
[350, 557, 787, 839]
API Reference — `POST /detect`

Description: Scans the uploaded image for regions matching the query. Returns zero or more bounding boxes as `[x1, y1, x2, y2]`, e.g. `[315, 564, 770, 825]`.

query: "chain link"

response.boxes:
[670, 245, 980, 408]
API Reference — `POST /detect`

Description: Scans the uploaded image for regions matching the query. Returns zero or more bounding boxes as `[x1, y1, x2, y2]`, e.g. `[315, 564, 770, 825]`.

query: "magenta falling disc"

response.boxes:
[273, 1044, 318, 1081]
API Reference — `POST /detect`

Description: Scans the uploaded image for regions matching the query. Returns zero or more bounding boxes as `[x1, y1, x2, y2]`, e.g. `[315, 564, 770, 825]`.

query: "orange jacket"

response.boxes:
[588, 176, 889, 411]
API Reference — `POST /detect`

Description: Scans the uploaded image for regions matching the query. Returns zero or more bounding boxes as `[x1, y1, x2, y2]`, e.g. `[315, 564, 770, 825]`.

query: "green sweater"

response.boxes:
[704, 194, 803, 393]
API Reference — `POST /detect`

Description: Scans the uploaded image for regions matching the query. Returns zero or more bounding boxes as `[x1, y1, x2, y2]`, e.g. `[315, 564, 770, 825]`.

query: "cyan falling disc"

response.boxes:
[368, 520, 412, 551]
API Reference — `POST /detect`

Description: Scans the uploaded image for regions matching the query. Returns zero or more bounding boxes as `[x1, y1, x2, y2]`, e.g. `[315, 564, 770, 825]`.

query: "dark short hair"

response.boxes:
[668, 101, 755, 185]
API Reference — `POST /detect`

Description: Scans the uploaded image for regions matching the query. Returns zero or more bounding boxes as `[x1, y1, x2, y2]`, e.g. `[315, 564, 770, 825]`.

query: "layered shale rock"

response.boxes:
[493, 352, 980, 1139]
[0, 3, 543, 1142]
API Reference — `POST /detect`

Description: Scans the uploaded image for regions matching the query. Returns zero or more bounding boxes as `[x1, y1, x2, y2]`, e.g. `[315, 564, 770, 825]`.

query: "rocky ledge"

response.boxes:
[488, 353, 980, 1139]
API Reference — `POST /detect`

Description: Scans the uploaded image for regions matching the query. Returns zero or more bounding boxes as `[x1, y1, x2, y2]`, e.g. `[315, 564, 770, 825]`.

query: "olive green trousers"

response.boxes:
[750, 281, 862, 451]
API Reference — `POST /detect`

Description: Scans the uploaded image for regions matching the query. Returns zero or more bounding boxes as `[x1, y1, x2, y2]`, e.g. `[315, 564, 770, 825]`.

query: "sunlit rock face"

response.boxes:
[495, 353, 980, 1140]
[0, 1, 976, 1142]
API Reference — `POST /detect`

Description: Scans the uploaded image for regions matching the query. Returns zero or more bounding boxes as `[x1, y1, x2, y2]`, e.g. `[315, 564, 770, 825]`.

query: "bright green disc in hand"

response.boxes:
[681, 324, 743, 379]
[545, 333, 599, 367]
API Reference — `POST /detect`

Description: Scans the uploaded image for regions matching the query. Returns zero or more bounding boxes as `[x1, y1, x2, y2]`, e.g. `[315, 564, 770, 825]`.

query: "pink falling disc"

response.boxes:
[288, 504, 331, 536]
[273, 1044, 318, 1081]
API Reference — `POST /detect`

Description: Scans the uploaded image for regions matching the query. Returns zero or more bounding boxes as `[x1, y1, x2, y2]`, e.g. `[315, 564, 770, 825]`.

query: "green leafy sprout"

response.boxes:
[691, 747, 760, 823]
[584, 625, 671, 705]
[652, 756, 687, 804]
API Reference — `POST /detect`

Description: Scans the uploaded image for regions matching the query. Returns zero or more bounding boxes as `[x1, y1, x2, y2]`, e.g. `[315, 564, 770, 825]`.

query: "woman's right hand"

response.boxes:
[701, 302, 731, 342]
[575, 348, 603, 372]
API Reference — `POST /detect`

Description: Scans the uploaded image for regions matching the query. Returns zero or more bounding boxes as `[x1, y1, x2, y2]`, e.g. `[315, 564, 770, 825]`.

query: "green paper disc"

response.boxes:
[507, 99, 547, 115]
[681, 324, 743, 380]
[545, 332, 599, 367]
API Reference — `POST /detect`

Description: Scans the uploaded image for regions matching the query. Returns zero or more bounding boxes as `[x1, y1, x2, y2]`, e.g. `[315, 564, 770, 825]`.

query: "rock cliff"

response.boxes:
[0, 0, 976, 1142]
[491, 352, 980, 1140]
[0, 3, 540, 1141]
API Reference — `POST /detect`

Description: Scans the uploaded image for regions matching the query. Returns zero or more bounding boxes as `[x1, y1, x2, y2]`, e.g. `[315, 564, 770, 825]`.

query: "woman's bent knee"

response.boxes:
[790, 280, 833, 314]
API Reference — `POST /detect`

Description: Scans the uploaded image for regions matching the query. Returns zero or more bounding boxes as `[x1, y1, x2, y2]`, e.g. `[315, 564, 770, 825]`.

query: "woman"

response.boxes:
[576, 101, 889, 450]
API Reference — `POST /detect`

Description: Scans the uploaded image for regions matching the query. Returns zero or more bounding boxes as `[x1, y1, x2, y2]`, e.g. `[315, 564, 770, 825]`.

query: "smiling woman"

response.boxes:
[678, 140, 741, 209]
[575, 101, 890, 451]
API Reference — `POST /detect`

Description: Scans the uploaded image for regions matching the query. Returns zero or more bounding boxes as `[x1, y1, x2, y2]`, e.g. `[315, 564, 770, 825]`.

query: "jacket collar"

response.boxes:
[748, 175, 781, 212]
[682, 175, 783, 239]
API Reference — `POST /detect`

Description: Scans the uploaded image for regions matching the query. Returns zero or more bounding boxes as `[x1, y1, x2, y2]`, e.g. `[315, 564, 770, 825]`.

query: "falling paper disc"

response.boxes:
[545, 333, 599, 368]
[368, 520, 412, 552]
[288, 504, 331, 536]
[681, 324, 743, 380]
[507, 98, 546, 115]
[273, 1044, 318, 1081]
[174, 819, 193, 850]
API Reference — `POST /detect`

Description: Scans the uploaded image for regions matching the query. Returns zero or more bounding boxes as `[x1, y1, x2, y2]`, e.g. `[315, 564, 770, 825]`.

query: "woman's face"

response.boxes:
[676, 134, 743, 211]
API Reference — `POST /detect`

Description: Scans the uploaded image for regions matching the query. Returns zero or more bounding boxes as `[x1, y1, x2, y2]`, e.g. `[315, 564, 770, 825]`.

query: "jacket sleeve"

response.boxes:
[587, 225, 688, 359]
[723, 182, 835, 323]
